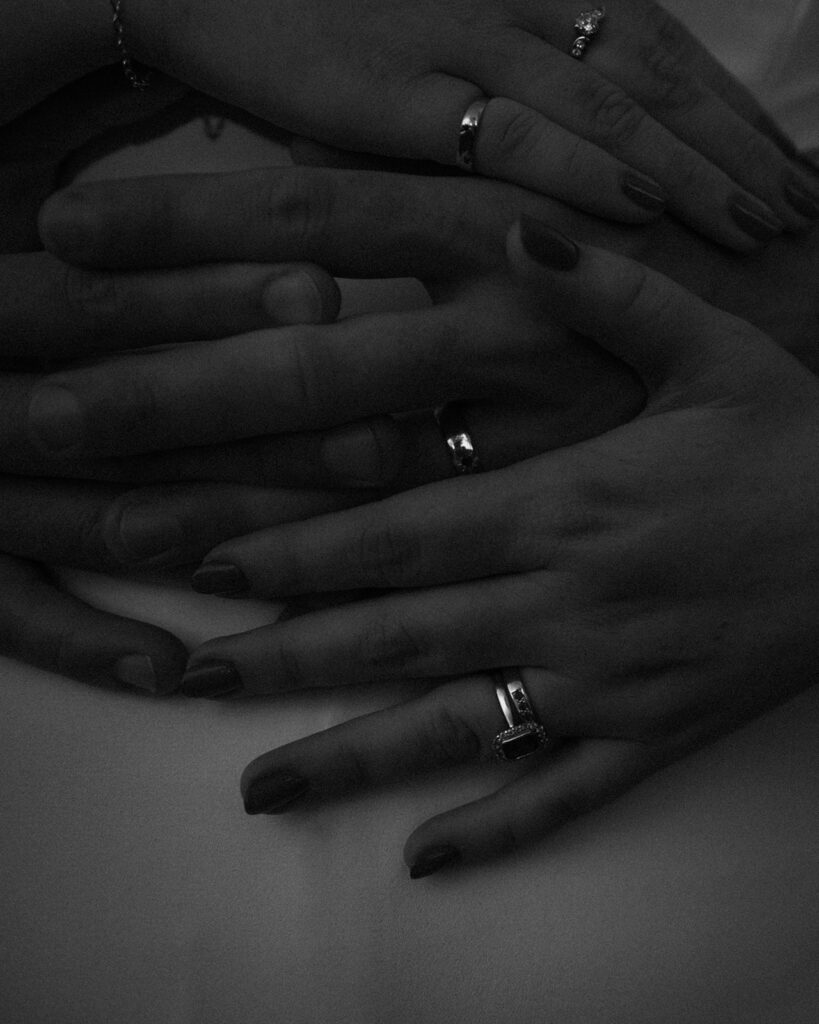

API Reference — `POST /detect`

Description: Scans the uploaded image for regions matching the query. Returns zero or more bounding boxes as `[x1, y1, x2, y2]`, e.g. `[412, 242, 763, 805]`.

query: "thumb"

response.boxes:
[506, 214, 769, 395]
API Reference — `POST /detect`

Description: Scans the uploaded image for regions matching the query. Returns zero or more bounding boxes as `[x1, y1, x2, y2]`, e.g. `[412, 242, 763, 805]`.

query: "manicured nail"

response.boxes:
[191, 561, 248, 597]
[114, 654, 158, 693]
[519, 215, 580, 271]
[729, 195, 783, 243]
[262, 271, 322, 325]
[621, 171, 667, 212]
[243, 773, 309, 814]
[409, 845, 461, 879]
[118, 507, 184, 563]
[28, 385, 84, 454]
[179, 661, 242, 698]
[784, 176, 819, 219]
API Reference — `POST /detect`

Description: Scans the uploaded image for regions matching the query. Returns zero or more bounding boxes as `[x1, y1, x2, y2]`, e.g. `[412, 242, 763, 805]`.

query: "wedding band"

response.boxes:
[571, 8, 606, 59]
[456, 97, 489, 172]
[435, 403, 480, 474]
[492, 668, 549, 762]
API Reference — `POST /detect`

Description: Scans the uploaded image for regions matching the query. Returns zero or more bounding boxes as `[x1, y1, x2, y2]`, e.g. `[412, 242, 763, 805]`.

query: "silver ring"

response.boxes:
[492, 668, 549, 762]
[571, 8, 606, 59]
[434, 403, 480, 474]
[456, 97, 489, 173]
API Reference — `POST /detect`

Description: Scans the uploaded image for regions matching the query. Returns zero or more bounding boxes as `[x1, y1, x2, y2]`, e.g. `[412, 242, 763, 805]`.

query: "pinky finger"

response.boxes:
[0, 553, 187, 694]
[403, 738, 663, 878]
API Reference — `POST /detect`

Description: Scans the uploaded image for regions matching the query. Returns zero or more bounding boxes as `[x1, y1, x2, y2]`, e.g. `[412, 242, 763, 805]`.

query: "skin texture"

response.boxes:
[0, 72, 347, 692]
[224, 224, 819, 873]
[99, 0, 819, 247]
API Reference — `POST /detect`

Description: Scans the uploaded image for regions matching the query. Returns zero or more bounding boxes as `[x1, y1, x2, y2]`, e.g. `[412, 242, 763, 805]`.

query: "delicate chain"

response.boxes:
[109, 1, 150, 89]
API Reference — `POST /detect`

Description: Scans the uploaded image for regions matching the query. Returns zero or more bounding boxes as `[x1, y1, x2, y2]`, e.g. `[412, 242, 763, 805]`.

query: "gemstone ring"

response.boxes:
[571, 7, 606, 59]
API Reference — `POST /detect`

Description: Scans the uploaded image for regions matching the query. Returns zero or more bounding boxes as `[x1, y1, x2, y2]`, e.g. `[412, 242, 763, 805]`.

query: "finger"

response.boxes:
[189, 457, 559, 598]
[464, 97, 667, 223]
[181, 575, 574, 696]
[25, 299, 534, 459]
[237, 669, 652, 815]
[0, 478, 362, 575]
[582, 2, 819, 230]
[0, 553, 186, 693]
[507, 215, 778, 393]
[471, 30, 785, 251]
[0, 252, 340, 364]
[38, 167, 544, 277]
[403, 738, 661, 875]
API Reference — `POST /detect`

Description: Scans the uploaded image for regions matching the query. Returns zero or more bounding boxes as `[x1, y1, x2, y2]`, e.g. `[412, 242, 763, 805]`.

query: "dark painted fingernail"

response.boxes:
[118, 507, 184, 562]
[28, 385, 84, 454]
[244, 773, 309, 814]
[519, 215, 580, 270]
[409, 845, 461, 879]
[191, 561, 248, 597]
[729, 195, 783, 243]
[114, 654, 158, 693]
[179, 661, 242, 698]
[784, 176, 819, 219]
[621, 172, 667, 212]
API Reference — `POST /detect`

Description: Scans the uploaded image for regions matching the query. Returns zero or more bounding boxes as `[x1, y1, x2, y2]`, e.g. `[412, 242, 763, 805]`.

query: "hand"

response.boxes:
[120, 0, 819, 249]
[203, 223, 819, 873]
[34, 163, 819, 504]
[0, 71, 348, 692]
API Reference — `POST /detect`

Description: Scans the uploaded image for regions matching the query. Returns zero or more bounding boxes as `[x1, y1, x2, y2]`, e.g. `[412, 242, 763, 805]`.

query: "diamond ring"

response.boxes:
[571, 8, 606, 59]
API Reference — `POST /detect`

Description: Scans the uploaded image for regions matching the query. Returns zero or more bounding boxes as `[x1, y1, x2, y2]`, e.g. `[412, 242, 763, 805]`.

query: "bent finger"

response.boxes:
[0, 553, 186, 693]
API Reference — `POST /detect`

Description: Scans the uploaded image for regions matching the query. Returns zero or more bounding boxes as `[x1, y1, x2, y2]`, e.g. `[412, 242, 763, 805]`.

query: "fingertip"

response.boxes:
[261, 265, 340, 326]
[507, 215, 581, 277]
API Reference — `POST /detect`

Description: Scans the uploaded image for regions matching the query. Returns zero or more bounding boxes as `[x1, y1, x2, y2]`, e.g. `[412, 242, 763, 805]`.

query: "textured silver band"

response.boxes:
[110, 1, 151, 89]
[492, 668, 549, 763]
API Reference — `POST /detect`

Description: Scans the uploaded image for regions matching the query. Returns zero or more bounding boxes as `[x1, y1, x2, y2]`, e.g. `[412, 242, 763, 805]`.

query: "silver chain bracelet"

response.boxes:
[109, 0, 150, 89]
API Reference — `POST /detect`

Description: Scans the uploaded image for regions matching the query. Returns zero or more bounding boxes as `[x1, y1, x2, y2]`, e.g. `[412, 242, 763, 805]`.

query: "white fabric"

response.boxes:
[2, 4, 819, 1022]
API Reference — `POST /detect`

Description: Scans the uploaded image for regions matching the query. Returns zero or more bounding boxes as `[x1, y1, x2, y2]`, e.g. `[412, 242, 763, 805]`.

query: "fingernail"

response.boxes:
[729, 195, 784, 243]
[114, 653, 158, 693]
[621, 172, 667, 212]
[28, 385, 84, 454]
[262, 272, 323, 325]
[409, 845, 461, 879]
[191, 561, 248, 597]
[179, 661, 242, 698]
[784, 176, 819, 220]
[519, 215, 580, 271]
[244, 772, 310, 814]
[118, 507, 184, 562]
[38, 189, 93, 258]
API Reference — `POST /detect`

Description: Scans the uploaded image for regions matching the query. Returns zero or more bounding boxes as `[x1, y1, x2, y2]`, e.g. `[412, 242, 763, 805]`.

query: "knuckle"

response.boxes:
[60, 265, 123, 328]
[488, 104, 545, 167]
[358, 615, 424, 676]
[260, 171, 335, 250]
[273, 641, 310, 690]
[424, 699, 482, 765]
[581, 80, 646, 147]
[639, 43, 702, 114]
[355, 520, 423, 587]
[335, 740, 375, 789]
[276, 329, 324, 414]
